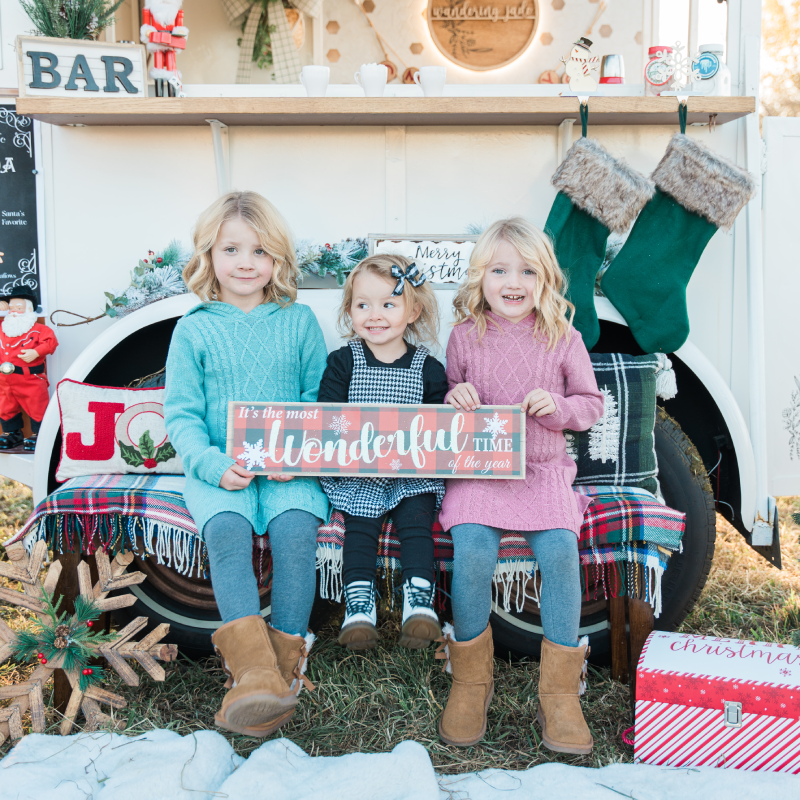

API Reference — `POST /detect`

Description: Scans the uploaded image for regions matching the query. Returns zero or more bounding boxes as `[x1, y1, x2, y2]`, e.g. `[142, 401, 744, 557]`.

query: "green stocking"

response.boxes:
[545, 137, 654, 350]
[601, 134, 755, 354]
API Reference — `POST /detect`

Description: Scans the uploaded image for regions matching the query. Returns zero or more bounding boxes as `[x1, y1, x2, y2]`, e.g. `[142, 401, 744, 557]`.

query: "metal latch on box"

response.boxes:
[723, 700, 742, 728]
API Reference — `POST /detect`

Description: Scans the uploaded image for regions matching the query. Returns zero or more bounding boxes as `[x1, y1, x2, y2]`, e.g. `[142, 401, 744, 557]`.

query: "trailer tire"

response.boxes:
[490, 409, 716, 664]
[110, 568, 340, 656]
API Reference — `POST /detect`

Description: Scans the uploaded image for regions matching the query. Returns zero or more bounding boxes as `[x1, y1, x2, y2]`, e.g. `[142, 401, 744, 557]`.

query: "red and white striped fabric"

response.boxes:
[634, 632, 800, 773]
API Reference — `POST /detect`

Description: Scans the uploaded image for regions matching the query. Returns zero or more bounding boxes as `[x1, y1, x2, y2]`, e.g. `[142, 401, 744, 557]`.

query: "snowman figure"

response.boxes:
[563, 37, 600, 92]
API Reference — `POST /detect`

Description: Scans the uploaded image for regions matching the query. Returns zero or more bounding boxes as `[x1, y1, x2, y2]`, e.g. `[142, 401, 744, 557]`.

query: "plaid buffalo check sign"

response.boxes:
[226, 403, 525, 479]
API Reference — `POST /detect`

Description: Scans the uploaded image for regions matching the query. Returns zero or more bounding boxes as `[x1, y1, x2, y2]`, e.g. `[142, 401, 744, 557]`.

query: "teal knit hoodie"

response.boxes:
[164, 300, 330, 536]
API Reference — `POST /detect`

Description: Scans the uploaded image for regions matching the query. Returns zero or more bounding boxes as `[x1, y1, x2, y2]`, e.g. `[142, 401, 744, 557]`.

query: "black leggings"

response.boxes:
[342, 493, 437, 585]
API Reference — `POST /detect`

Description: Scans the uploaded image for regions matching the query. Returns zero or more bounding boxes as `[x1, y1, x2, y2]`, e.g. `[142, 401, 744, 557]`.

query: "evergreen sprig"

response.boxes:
[12, 589, 117, 691]
[20, 0, 125, 40]
[297, 238, 369, 286]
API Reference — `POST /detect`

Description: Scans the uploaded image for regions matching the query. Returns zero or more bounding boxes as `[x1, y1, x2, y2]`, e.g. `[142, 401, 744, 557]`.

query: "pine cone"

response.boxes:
[54, 624, 71, 649]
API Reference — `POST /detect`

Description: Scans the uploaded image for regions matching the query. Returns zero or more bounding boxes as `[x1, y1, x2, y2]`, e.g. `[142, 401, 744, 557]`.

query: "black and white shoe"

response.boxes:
[399, 577, 442, 649]
[0, 430, 23, 450]
[338, 580, 379, 651]
[23, 433, 37, 452]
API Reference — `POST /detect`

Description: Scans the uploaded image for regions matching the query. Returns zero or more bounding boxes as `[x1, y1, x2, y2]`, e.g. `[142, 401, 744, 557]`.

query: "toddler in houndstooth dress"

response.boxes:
[318, 254, 447, 651]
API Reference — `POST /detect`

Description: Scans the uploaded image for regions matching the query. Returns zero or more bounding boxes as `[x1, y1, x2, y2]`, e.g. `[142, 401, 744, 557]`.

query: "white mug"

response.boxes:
[354, 63, 388, 97]
[414, 66, 447, 97]
[299, 65, 330, 97]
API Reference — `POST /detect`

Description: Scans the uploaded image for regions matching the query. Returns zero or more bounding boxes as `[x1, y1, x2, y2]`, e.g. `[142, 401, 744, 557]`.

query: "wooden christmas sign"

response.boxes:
[16, 36, 148, 99]
[227, 403, 525, 479]
[426, 1, 539, 71]
[373, 237, 476, 284]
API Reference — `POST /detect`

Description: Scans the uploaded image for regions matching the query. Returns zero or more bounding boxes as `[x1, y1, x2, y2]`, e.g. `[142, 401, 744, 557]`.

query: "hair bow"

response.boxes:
[391, 262, 427, 296]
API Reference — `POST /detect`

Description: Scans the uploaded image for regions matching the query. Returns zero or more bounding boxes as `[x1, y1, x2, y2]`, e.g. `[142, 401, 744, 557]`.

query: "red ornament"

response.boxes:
[82, 668, 90, 675]
[40, 657, 47, 664]
[143, 259, 149, 263]
[144, 458, 157, 469]
[156, 257, 163, 263]
[86, 621, 94, 627]
[37, 652, 44, 659]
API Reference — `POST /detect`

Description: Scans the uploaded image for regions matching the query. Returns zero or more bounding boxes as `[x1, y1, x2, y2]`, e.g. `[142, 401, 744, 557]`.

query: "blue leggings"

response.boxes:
[204, 509, 320, 636]
[450, 524, 581, 647]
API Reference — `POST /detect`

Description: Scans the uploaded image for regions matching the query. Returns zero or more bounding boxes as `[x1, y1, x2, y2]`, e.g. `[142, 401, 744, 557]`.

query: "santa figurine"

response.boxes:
[0, 292, 58, 452]
[140, 0, 189, 97]
[563, 37, 600, 93]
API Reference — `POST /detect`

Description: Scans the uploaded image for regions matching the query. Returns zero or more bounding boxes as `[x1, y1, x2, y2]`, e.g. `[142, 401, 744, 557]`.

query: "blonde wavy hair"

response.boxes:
[182, 191, 299, 306]
[453, 217, 574, 351]
[337, 254, 440, 350]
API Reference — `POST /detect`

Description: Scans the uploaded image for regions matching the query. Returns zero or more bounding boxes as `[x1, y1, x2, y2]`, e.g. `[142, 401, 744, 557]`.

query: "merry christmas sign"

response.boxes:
[226, 403, 525, 478]
[374, 238, 475, 285]
[634, 631, 800, 773]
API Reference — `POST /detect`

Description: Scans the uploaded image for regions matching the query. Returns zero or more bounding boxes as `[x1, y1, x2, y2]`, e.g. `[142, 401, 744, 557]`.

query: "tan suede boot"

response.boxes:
[211, 615, 297, 736]
[267, 625, 316, 697]
[436, 624, 494, 747]
[536, 636, 593, 755]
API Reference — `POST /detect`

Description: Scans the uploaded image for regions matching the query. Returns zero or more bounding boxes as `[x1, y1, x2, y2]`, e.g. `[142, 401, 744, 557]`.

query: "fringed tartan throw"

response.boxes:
[11, 477, 684, 617]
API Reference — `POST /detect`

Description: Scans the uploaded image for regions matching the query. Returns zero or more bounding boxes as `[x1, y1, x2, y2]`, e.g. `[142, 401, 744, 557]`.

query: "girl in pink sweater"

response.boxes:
[436, 217, 603, 755]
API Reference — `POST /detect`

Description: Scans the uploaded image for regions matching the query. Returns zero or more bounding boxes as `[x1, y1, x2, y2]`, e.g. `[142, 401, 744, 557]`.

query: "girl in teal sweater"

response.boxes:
[164, 191, 328, 738]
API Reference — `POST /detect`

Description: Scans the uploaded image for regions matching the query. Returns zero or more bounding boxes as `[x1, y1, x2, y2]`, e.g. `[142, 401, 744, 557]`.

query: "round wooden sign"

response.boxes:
[426, 0, 539, 71]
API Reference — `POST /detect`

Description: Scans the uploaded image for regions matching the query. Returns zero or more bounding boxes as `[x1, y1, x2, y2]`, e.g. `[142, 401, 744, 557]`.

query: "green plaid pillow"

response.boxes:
[565, 353, 664, 496]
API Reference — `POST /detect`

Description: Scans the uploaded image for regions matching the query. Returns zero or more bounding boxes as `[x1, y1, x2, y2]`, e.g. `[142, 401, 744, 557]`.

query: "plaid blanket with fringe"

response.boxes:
[12, 477, 684, 615]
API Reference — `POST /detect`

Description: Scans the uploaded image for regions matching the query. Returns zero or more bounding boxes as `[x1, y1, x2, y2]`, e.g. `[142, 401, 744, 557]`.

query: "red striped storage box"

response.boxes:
[634, 632, 800, 773]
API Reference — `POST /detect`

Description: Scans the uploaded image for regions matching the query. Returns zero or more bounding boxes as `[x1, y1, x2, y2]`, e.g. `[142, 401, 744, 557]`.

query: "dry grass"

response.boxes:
[681, 496, 800, 641]
[1, 481, 800, 774]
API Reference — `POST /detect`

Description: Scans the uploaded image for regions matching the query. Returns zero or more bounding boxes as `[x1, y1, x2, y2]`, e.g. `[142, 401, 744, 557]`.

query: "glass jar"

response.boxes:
[645, 46, 673, 96]
[691, 44, 731, 96]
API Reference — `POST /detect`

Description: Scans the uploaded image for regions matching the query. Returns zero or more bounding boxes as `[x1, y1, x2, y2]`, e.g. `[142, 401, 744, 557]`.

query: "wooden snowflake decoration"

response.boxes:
[0, 540, 177, 744]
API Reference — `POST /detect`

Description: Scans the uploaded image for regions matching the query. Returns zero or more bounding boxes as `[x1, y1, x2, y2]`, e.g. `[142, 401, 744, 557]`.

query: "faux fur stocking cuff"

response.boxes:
[552, 137, 655, 234]
[652, 134, 755, 231]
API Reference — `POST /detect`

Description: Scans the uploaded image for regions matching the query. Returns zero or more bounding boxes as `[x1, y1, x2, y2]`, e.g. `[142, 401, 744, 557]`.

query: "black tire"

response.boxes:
[111, 569, 339, 656]
[490, 409, 716, 664]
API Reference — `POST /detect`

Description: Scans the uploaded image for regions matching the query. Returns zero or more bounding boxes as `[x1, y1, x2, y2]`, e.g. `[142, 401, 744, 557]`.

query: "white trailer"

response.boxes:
[0, 0, 794, 657]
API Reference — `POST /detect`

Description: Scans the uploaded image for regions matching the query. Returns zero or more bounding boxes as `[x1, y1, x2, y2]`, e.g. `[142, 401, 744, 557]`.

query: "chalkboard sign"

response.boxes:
[0, 105, 41, 311]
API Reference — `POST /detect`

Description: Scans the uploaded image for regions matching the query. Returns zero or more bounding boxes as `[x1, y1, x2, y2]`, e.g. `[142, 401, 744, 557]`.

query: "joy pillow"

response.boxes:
[56, 379, 183, 481]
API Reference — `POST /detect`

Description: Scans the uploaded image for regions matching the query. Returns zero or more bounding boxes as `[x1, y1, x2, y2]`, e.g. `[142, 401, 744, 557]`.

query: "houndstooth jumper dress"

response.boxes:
[320, 339, 445, 518]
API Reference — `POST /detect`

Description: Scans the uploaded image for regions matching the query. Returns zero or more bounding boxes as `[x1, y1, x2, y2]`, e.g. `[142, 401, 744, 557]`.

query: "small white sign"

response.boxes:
[375, 239, 475, 284]
[16, 36, 147, 99]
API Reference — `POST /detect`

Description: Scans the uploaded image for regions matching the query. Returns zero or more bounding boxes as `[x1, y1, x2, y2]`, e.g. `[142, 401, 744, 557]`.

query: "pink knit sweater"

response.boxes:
[439, 311, 604, 535]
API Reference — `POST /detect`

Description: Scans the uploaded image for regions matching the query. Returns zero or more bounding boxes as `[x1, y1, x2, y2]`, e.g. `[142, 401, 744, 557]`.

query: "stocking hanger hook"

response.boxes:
[677, 95, 688, 134]
[578, 96, 589, 137]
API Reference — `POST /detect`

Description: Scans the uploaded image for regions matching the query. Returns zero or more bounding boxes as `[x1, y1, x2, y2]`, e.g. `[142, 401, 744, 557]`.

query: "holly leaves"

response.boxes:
[155, 441, 177, 463]
[139, 431, 155, 461]
[118, 439, 144, 467]
[118, 431, 178, 469]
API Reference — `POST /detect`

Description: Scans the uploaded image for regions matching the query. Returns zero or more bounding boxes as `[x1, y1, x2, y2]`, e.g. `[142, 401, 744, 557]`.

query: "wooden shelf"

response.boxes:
[0, 452, 35, 487]
[15, 95, 755, 127]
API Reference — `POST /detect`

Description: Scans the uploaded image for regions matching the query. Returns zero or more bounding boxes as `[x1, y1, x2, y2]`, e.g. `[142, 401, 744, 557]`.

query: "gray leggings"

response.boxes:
[204, 509, 320, 636]
[450, 524, 581, 647]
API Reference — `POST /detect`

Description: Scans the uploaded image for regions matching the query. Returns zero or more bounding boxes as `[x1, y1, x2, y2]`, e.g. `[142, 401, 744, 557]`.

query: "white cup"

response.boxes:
[354, 63, 388, 97]
[413, 66, 447, 97]
[299, 65, 330, 97]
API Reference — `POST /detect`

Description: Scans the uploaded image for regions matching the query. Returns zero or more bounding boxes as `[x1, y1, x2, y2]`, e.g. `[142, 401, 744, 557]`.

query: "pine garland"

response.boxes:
[105, 240, 189, 319]
[99, 238, 368, 322]
[12, 590, 117, 692]
[296, 238, 369, 286]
